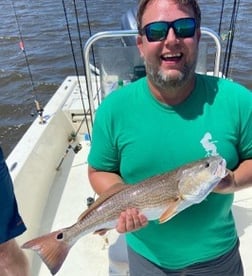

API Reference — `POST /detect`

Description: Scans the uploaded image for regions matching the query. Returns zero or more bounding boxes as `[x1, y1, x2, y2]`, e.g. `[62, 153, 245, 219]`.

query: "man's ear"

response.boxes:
[196, 28, 201, 42]
[136, 35, 144, 58]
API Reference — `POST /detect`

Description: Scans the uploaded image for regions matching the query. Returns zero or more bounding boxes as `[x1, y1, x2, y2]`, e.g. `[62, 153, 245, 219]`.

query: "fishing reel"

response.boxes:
[67, 132, 82, 153]
[86, 197, 95, 208]
[72, 143, 82, 153]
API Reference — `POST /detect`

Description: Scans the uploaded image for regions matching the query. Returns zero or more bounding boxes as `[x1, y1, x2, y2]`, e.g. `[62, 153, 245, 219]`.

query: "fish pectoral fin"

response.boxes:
[159, 198, 180, 224]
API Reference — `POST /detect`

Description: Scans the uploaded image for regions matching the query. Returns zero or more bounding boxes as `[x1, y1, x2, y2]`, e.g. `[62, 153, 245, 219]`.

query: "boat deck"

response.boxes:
[233, 189, 252, 274]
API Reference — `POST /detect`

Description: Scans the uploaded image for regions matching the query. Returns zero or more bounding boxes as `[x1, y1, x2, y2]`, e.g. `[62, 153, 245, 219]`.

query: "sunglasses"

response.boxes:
[140, 18, 196, 42]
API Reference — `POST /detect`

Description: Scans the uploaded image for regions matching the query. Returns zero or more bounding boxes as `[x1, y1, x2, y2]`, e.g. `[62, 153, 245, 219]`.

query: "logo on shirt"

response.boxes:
[200, 132, 219, 156]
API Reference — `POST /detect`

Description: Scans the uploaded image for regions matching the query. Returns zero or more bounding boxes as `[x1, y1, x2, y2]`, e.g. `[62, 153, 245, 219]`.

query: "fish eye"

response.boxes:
[204, 162, 210, 168]
[56, 233, 64, 240]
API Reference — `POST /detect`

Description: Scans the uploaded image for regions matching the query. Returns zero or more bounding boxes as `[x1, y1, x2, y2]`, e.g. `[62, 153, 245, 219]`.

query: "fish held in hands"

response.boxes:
[22, 156, 227, 274]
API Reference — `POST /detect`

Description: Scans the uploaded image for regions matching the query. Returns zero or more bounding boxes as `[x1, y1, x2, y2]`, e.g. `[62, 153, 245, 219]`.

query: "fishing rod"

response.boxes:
[61, 0, 93, 134]
[10, 0, 45, 124]
[52, 0, 89, 171]
[220, 0, 241, 78]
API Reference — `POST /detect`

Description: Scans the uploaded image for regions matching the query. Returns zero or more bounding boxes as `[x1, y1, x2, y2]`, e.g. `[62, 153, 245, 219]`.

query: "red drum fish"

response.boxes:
[22, 156, 227, 274]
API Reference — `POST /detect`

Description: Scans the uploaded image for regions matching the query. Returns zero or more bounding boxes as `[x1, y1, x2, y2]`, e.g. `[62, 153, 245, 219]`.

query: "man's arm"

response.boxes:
[214, 159, 252, 193]
[88, 165, 124, 195]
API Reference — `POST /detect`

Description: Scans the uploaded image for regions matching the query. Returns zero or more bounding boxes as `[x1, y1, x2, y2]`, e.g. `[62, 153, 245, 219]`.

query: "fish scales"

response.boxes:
[73, 175, 180, 238]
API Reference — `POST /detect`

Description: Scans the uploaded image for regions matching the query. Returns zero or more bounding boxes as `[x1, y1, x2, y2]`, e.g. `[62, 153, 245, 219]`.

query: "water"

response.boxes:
[0, 0, 251, 156]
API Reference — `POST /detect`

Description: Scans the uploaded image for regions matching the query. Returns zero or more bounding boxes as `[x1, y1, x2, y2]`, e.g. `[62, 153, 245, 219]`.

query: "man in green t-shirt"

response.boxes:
[88, 0, 252, 275]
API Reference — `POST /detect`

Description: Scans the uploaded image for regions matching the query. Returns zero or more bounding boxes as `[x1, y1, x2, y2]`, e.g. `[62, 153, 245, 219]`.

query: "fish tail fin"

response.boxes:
[22, 229, 72, 275]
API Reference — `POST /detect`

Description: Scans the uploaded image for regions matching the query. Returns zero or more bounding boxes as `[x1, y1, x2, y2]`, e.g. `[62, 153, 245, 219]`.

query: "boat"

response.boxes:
[6, 6, 252, 276]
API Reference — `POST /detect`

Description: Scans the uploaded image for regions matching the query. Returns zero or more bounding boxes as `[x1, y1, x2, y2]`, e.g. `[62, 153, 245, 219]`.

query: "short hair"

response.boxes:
[137, 0, 201, 31]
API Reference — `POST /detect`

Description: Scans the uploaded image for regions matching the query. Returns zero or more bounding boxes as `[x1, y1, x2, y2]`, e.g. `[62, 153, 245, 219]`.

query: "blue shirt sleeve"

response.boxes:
[0, 147, 26, 243]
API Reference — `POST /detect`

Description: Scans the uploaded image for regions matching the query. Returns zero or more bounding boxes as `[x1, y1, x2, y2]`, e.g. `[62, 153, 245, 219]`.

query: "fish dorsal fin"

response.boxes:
[78, 183, 128, 222]
[159, 197, 181, 224]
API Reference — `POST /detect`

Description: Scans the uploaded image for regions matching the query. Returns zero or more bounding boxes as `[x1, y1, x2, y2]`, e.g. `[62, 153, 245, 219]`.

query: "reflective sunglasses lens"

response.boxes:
[173, 18, 196, 38]
[145, 22, 168, 42]
[143, 18, 196, 42]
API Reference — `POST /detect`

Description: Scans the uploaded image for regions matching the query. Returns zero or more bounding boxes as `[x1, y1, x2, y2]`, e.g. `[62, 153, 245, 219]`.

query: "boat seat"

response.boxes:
[83, 27, 221, 122]
[95, 28, 220, 97]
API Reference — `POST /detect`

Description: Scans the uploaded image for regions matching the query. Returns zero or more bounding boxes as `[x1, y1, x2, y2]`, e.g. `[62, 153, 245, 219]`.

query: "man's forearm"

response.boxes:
[88, 165, 123, 195]
[234, 159, 252, 191]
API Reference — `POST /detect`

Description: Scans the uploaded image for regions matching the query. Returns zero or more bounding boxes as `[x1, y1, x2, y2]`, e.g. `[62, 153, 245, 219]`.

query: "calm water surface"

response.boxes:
[0, 0, 251, 155]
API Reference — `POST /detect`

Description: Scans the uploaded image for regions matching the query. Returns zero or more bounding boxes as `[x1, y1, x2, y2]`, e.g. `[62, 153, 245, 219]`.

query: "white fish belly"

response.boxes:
[141, 205, 168, 221]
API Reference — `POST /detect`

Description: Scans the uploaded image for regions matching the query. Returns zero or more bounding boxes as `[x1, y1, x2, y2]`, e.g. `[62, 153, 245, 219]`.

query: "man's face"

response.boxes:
[137, 0, 201, 90]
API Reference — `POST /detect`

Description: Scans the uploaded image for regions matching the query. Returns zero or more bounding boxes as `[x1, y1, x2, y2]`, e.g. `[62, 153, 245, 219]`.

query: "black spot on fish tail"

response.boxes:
[56, 232, 64, 240]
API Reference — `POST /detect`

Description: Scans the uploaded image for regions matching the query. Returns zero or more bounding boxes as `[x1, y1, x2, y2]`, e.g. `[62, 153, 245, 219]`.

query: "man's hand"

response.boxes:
[116, 208, 148, 233]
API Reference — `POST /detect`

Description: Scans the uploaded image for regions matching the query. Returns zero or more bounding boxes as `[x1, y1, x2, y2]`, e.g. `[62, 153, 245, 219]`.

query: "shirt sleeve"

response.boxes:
[237, 86, 252, 159]
[0, 148, 26, 243]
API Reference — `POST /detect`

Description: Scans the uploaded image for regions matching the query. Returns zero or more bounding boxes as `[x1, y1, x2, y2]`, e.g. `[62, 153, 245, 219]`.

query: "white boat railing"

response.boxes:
[84, 28, 222, 124]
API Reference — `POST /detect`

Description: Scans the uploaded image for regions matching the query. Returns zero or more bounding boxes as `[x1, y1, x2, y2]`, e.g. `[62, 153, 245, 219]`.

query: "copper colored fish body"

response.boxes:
[22, 156, 227, 274]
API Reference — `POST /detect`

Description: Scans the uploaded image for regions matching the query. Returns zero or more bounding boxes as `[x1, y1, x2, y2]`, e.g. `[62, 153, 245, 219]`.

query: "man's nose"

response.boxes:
[164, 27, 179, 44]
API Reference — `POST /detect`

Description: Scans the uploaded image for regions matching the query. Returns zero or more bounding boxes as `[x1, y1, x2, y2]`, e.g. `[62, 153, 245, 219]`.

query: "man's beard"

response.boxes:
[145, 59, 197, 91]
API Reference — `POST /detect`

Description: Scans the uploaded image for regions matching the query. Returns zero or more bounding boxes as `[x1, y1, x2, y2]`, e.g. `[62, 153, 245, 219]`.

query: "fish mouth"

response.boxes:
[215, 158, 227, 179]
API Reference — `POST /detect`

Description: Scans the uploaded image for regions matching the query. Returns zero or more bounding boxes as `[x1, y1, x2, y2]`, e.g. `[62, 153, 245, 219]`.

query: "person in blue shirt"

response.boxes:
[0, 147, 29, 275]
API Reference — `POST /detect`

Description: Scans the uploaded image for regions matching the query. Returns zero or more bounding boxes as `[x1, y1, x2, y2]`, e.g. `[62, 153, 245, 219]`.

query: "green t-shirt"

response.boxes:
[88, 74, 252, 269]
